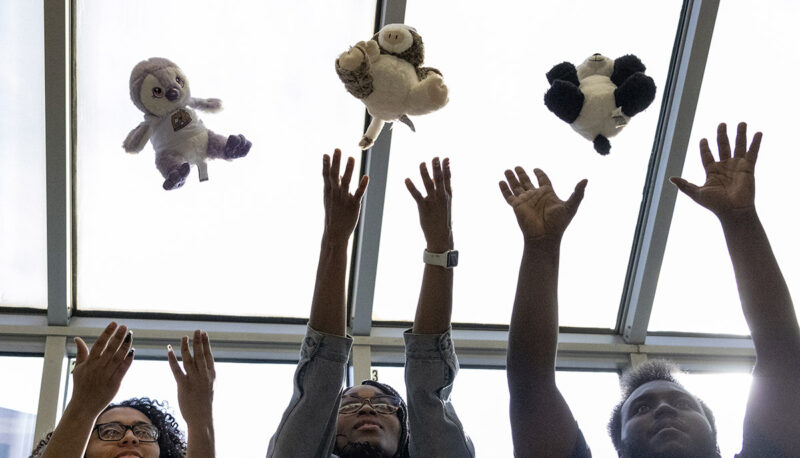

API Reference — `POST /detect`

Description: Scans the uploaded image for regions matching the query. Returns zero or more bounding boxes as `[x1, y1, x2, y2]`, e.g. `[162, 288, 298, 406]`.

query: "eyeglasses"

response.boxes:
[338, 395, 402, 415]
[94, 422, 159, 442]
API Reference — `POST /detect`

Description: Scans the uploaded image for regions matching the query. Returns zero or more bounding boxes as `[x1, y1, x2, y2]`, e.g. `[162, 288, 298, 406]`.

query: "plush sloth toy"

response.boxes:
[544, 53, 656, 155]
[336, 24, 449, 149]
[123, 57, 252, 190]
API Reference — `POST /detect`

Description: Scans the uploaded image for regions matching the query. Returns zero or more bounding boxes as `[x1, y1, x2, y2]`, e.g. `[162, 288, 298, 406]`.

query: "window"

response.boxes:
[651, 0, 800, 333]
[0, 1, 47, 309]
[74, 0, 375, 316]
[372, 0, 684, 327]
[66, 357, 296, 457]
[372, 366, 620, 457]
[0, 356, 43, 458]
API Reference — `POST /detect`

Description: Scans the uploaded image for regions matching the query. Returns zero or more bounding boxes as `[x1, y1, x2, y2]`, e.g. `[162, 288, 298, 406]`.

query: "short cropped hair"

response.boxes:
[607, 359, 719, 456]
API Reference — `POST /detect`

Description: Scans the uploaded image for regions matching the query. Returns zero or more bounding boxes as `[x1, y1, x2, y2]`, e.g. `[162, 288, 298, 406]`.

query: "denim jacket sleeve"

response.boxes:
[404, 328, 476, 457]
[267, 326, 353, 458]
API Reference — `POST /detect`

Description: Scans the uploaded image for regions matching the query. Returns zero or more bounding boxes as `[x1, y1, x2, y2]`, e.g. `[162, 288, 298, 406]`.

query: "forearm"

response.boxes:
[40, 401, 98, 458]
[186, 416, 215, 458]
[413, 263, 454, 334]
[720, 210, 799, 372]
[507, 242, 560, 381]
[309, 233, 349, 336]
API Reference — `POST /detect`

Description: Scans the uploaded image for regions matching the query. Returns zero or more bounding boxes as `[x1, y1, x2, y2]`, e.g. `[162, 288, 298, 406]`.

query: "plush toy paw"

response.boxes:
[363, 40, 380, 61]
[420, 74, 448, 107]
[162, 162, 190, 190]
[224, 134, 252, 159]
[339, 46, 367, 71]
[359, 135, 374, 150]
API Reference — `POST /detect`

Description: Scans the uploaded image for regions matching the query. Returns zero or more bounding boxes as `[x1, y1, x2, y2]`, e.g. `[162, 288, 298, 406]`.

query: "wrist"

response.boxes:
[717, 206, 758, 227]
[321, 231, 351, 249]
[425, 233, 454, 253]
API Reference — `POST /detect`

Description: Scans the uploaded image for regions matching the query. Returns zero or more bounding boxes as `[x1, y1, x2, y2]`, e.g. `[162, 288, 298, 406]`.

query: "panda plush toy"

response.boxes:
[335, 24, 449, 150]
[123, 57, 252, 190]
[544, 53, 656, 155]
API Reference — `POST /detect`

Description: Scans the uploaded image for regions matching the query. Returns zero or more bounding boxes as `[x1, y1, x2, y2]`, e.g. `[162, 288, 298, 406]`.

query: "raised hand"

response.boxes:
[322, 149, 369, 242]
[670, 122, 762, 220]
[499, 167, 587, 244]
[405, 157, 453, 252]
[168, 330, 216, 426]
[71, 322, 134, 416]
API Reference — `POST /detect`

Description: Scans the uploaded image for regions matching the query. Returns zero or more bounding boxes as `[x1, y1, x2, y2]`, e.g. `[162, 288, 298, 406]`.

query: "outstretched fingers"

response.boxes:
[322, 154, 332, 193]
[516, 167, 535, 190]
[532, 168, 552, 189]
[717, 123, 731, 160]
[405, 178, 424, 203]
[747, 131, 762, 165]
[192, 330, 208, 372]
[167, 343, 185, 381]
[699, 138, 715, 169]
[669, 176, 701, 202]
[734, 122, 748, 158]
[503, 169, 525, 196]
[330, 149, 342, 184]
[89, 322, 118, 361]
[353, 175, 369, 201]
[341, 156, 355, 191]
[443, 157, 452, 195]
[202, 332, 215, 373]
[419, 162, 435, 195]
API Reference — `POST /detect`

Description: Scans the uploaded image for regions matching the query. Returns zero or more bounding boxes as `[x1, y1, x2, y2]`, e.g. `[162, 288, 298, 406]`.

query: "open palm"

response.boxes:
[500, 167, 587, 242]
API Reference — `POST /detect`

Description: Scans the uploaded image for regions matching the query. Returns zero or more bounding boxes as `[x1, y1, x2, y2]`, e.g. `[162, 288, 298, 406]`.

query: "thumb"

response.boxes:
[565, 179, 588, 214]
[669, 177, 700, 201]
[75, 337, 89, 365]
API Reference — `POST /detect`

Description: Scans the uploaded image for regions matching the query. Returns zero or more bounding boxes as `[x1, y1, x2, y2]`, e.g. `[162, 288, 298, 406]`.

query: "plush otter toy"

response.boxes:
[336, 24, 449, 149]
[123, 57, 252, 190]
[544, 53, 656, 155]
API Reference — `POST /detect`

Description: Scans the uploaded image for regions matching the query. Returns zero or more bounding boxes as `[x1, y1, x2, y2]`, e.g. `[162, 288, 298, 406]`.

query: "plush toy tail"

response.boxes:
[593, 135, 611, 155]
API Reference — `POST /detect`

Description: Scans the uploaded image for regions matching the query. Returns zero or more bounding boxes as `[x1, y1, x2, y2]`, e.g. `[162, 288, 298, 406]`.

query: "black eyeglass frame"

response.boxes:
[93, 421, 160, 442]
[338, 394, 402, 415]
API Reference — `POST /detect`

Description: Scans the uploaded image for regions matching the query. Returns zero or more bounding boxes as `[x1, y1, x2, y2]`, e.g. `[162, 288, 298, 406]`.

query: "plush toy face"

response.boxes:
[377, 24, 415, 54]
[138, 66, 190, 117]
[577, 53, 613, 81]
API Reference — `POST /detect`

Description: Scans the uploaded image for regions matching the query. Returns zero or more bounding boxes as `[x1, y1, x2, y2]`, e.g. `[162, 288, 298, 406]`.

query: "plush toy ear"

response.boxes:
[610, 55, 646, 86]
[546, 62, 580, 86]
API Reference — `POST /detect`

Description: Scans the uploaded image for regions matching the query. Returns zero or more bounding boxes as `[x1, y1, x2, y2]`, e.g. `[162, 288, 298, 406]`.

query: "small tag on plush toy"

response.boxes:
[171, 109, 192, 132]
[611, 107, 630, 129]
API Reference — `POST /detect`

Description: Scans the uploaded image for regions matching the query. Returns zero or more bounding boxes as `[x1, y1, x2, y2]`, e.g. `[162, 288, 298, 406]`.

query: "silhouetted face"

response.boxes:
[620, 380, 717, 458]
[336, 384, 402, 457]
[85, 407, 160, 458]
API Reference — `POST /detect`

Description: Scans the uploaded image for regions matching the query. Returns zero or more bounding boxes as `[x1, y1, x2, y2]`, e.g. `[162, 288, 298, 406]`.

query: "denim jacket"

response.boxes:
[267, 326, 475, 458]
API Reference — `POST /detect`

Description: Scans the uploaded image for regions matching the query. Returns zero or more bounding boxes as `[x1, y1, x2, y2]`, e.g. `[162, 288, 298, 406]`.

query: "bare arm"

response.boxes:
[406, 157, 454, 334]
[41, 323, 134, 458]
[308, 149, 369, 336]
[500, 167, 587, 457]
[671, 122, 800, 454]
[168, 330, 216, 458]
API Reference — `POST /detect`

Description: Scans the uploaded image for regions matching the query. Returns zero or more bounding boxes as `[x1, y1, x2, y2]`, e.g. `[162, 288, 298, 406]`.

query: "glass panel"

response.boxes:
[66, 358, 296, 457]
[75, 0, 374, 316]
[676, 371, 752, 457]
[373, 0, 683, 326]
[0, 1, 47, 308]
[372, 366, 620, 457]
[0, 356, 43, 458]
[651, 0, 800, 333]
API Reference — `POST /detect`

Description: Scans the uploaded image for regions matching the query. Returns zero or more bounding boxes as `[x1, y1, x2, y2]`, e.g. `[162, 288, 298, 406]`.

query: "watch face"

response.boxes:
[447, 250, 459, 267]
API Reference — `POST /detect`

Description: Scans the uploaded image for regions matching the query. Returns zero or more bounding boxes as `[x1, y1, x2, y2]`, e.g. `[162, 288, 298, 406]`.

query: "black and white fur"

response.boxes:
[544, 53, 656, 155]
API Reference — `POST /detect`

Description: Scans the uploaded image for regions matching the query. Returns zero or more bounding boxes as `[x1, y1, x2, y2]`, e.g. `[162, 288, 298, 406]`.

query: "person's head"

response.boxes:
[335, 380, 409, 458]
[608, 360, 721, 458]
[86, 397, 185, 458]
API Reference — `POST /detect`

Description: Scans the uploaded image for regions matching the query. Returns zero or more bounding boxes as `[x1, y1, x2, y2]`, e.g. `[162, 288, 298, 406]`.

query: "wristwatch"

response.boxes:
[423, 249, 459, 268]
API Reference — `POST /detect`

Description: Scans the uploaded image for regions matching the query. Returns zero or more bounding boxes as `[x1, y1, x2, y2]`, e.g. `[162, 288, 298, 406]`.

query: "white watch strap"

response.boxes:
[423, 249, 458, 268]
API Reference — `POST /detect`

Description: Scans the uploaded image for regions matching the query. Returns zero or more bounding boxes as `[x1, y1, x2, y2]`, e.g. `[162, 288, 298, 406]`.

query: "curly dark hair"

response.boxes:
[29, 397, 186, 458]
[607, 359, 720, 457]
[335, 380, 410, 458]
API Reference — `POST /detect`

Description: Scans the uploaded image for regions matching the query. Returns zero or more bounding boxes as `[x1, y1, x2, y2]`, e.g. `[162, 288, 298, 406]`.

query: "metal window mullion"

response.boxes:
[43, 0, 71, 325]
[348, 0, 407, 337]
[33, 335, 67, 448]
[619, 0, 720, 344]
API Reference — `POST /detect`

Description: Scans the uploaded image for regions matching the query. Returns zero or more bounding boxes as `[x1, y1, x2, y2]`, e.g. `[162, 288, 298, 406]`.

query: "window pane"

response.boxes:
[371, 366, 620, 457]
[0, 1, 46, 308]
[0, 356, 43, 458]
[66, 358, 296, 457]
[675, 371, 751, 458]
[75, 0, 374, 316]
[651, 0, 800, 333]
[373, 0, 683, 326]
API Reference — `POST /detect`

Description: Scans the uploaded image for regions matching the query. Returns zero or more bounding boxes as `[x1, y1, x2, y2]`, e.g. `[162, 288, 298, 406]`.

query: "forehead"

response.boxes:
[343, 384, 385, 399]
[623, 380, 694, 408]
[142, 67, 182, 87]
[97, 407, 152, 425]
